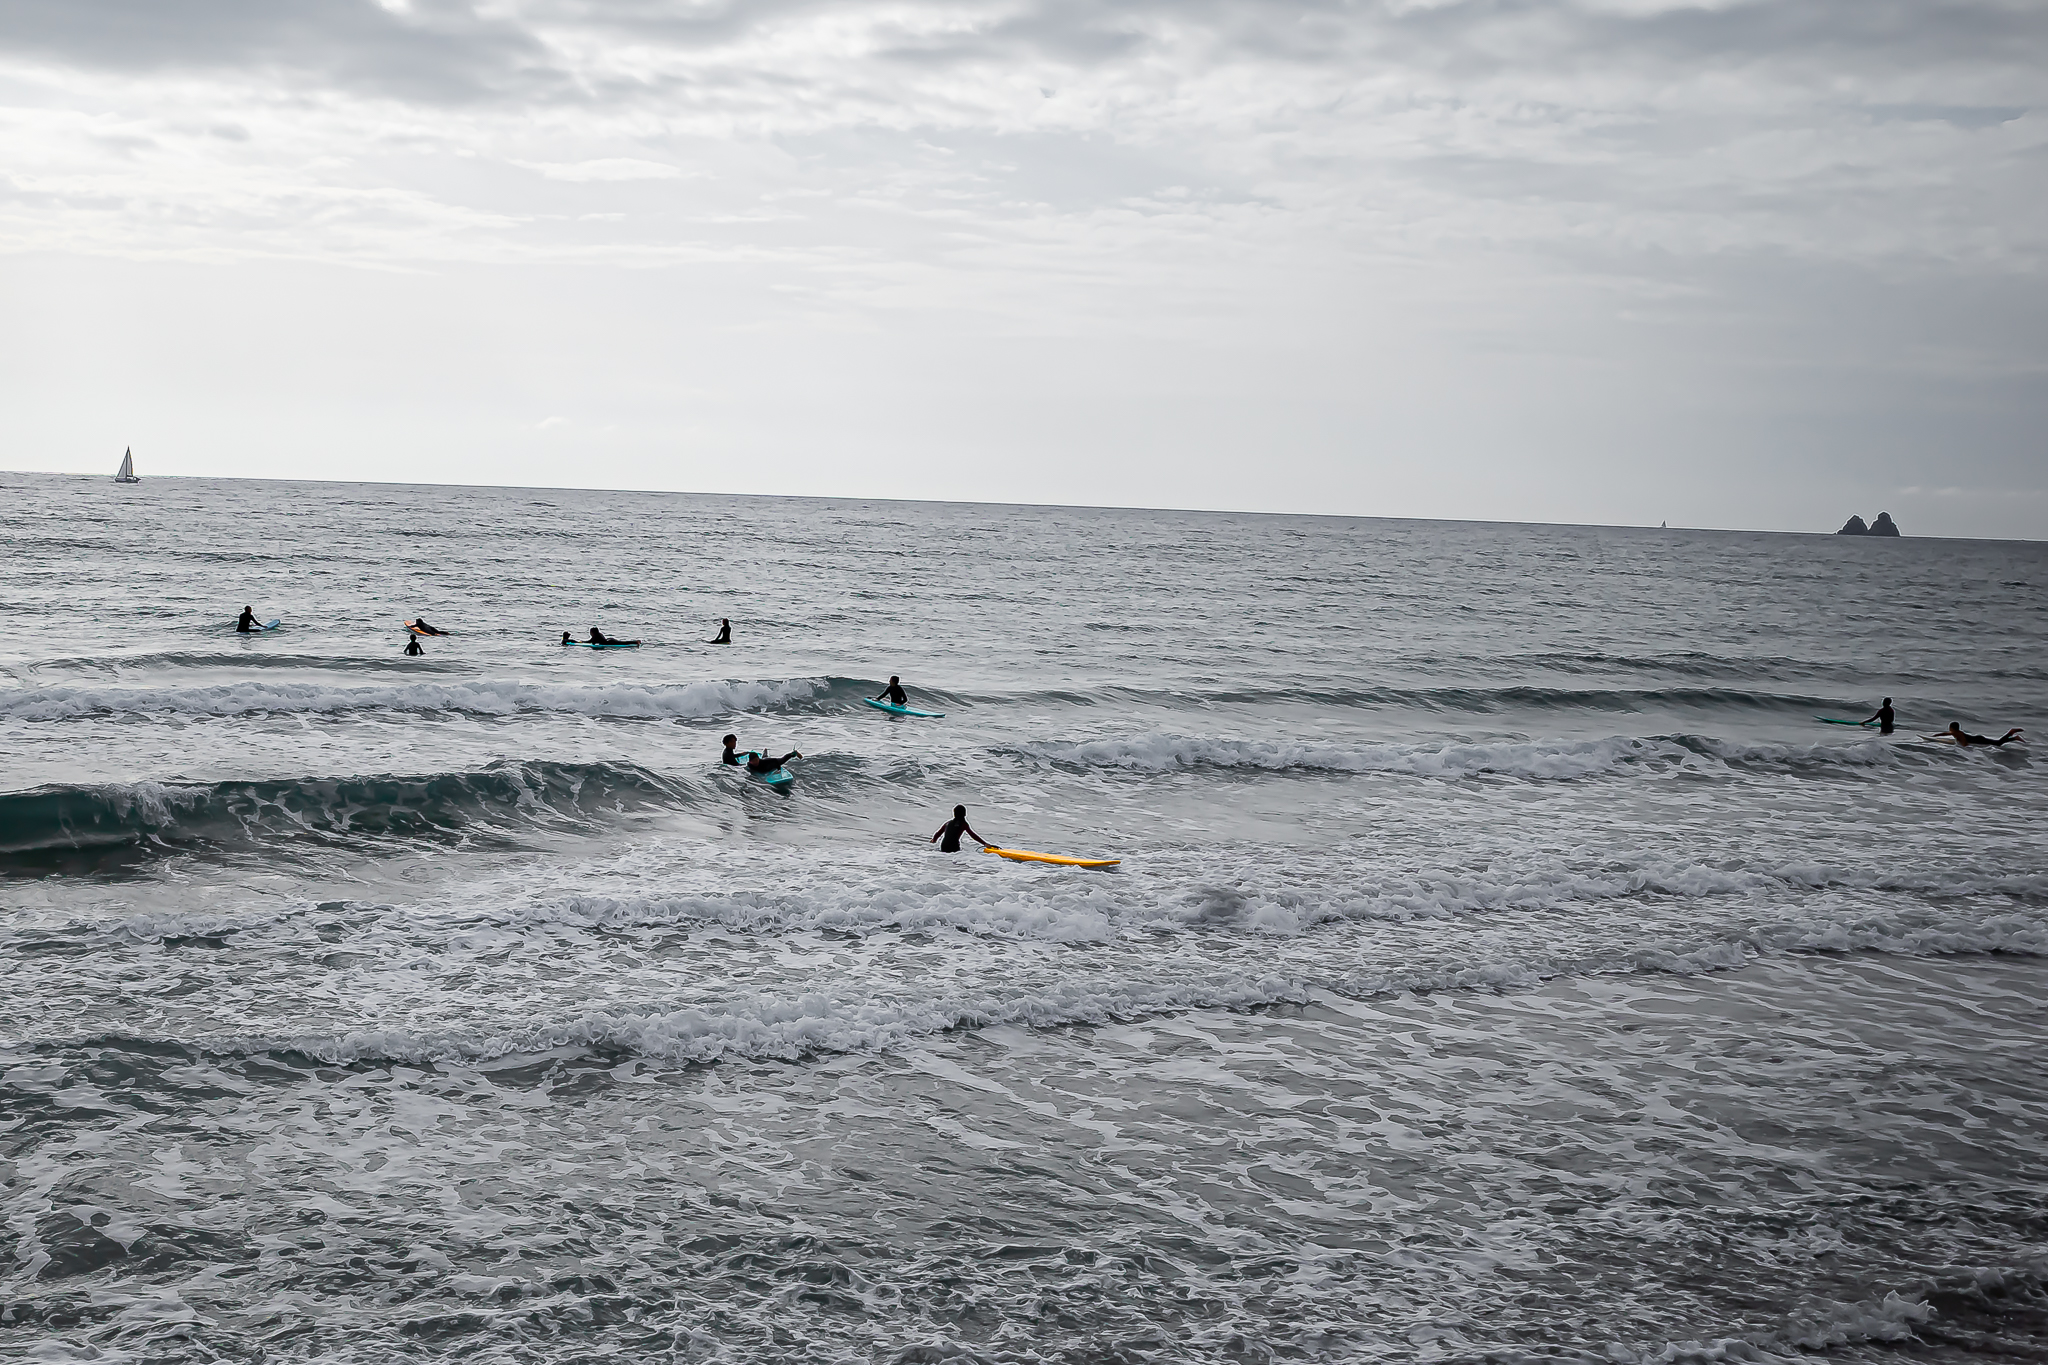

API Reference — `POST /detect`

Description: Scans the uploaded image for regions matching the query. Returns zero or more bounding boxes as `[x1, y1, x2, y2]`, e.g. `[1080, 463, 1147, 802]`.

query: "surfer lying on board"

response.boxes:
[711, 619, 732, 644]
[1863, 698, 1895, 734]
[236, 606, 260, 633]
[1944, 722, 2025, 747]
[931, 805, 989, 853]
[722, 734, 801, 772]
[410, 617, 447, 636]
[404, 635, 424, 656]
[875, 676, 909, 706]
[587, 627, 639, 646]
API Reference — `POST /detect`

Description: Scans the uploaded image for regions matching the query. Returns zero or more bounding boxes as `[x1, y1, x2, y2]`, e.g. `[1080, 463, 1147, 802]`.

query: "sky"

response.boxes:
[1, 0, 2044, 537]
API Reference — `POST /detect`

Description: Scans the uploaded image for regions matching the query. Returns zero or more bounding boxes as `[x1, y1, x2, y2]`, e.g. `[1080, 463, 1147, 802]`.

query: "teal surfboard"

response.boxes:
[1816, 717, 1873, 726]
[864, 698, 945, 718]
[564, 640, 639, 649]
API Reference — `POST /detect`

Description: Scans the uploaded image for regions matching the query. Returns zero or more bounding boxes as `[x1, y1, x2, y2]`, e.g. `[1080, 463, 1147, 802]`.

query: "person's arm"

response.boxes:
[964, 823, 988, 847]
[1861, 710, 1881, 725]
[930, 825, 944, 842]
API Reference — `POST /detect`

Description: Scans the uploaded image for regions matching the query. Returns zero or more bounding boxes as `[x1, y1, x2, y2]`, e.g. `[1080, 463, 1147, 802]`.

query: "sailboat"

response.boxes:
[114, 447, 139, 483]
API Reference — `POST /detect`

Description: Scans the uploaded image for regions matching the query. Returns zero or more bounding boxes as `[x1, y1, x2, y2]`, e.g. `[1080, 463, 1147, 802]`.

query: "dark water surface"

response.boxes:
[3, 472, 2046, 1362]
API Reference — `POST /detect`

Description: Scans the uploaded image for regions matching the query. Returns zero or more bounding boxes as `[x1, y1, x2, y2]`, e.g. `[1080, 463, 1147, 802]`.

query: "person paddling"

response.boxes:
[586, 627, 639, 646]
[930, 805, 989, 853]
[404, 635, 424, 656]
[711, 619, 732, 644]
[1944, 722, 2025, 747]
[722, 734, 801, 773]
[411, 616, 447, 636]
[875, 676, 909, 707]
[1862, 698, 1896, 734]
[235, 606, 260, 633]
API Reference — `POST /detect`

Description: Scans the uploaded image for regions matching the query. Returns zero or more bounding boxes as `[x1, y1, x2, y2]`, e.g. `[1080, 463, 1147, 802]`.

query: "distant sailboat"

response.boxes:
[114, 447, 139, 483]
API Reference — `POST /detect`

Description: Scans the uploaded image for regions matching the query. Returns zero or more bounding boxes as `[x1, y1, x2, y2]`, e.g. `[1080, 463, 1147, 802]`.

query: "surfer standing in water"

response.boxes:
[711, 619, 732, 644]
[1943, 722, 2025, 747]
[722, 734, 801, 772]
[931, 805, 989, 853]
[875, 676, 909, 706]
[235, 606, 260, 633]
[1863, 698, 1896, 734]
[404, 635, 424, 656]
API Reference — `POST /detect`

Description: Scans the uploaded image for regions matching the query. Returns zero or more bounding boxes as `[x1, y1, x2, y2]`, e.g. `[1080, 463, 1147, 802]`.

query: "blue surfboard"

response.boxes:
[864, 698, 945, 718]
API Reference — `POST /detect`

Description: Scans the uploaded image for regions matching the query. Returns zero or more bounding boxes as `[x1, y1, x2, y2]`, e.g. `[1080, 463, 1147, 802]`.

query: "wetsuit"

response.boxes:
[712, 621, 731, 644]
[935, 816, 981, 852]
[404, 636, 423, 656]
[588, 629, 610, 645]
[236, 609, 258, 633]
[1865, 704, 1894, 735]
[1953, 728, 2025, 748]
[877, 682, 908, 706]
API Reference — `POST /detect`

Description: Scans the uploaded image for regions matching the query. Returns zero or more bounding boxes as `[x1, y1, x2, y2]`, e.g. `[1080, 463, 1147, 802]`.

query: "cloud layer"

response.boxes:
[1, 0, 2044, 531]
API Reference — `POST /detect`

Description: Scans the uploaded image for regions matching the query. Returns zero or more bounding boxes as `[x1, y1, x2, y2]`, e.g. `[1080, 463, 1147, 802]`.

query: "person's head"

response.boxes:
[1950, 722, 1964, 732]
[953, 804, 966, 818]
[243, 605, 251, 612]
[723, 734, 738, 748]
[1883, 697, 1892, 706]
[561, 631, 570, 641]
[889, 675, 900, 684]
[722, 619, 730, 626]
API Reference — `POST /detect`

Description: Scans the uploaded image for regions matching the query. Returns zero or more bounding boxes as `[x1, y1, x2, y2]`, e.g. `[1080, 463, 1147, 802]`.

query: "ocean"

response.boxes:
[3, 471, 2045, 1363]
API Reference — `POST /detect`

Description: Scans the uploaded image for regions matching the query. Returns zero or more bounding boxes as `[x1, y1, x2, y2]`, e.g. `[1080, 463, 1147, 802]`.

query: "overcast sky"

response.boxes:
[2, 0, 2043, 535]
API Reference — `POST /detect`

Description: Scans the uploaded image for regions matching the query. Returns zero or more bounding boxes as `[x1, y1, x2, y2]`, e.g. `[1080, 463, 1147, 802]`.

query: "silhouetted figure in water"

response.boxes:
[930, 804, 988, 853]
[411, 617, 446, 636]
[1945, 722, 2025, 747]
[561, 632, 573, 645]
[722, 734, 801, 772]
[875, 676, 909, 706]
[404, 635, 424, 656]
[236, 606, 259, 633]
[711, 619, 731, 644]
[1863, 698, 1895, 734]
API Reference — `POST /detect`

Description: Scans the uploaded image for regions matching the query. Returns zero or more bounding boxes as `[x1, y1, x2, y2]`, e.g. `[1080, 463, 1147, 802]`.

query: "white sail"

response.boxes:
[114, 447, 138, 482]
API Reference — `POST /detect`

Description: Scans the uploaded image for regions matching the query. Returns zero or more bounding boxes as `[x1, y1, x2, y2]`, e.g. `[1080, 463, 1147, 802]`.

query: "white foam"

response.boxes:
[114, 974, 1312, 1068]
[0, 676, 826, 723]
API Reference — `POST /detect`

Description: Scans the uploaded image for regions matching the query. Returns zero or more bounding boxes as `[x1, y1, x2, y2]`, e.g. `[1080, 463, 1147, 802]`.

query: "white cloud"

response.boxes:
[521, 157, 693, 181]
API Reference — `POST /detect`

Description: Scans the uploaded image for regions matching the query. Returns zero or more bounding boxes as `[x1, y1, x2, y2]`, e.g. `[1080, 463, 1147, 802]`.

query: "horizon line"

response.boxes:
[3, 466, 2035, 545]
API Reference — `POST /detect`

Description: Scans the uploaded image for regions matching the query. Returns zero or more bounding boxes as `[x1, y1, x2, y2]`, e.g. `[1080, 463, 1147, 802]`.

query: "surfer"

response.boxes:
[930, 805, 989, 853]
[404, 635, 424, 656]
[722, 734, 801, 773]
[585, 627, 639, 646]
[561, 632, 573, 645]
[235, 606, 259, 633]
[1944, 722, 2025, 747]
[711, 619, 732, 645]
[875, 676, 909, 707]
[1862, 698, 1896, 734]
[410, 617, 446, 636]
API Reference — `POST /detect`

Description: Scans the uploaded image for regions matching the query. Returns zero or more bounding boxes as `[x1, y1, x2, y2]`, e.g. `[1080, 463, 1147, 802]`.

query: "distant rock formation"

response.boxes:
[1836, 512, 1902, 536]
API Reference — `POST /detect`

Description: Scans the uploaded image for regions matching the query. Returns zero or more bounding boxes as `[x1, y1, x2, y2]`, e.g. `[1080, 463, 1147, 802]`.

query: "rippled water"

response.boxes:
[3, 471, 2045, 1362]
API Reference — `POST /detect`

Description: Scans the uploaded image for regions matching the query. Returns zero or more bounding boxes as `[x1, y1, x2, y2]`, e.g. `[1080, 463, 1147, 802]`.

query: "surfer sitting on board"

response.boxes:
[1943, 722, 2025, 747]
[930, 805, 989, 853]
[1863, 698, 1895, 734]
[404, 635, 424, 656]
[711, 619, 732, 644]
[722, 734, 801, 773]
[875, 676, 909, 706]
[235, 606, 260, 633]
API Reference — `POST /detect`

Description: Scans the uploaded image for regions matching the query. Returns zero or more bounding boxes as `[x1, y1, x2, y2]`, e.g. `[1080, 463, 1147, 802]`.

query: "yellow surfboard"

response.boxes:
[984, 846, 1120, 868]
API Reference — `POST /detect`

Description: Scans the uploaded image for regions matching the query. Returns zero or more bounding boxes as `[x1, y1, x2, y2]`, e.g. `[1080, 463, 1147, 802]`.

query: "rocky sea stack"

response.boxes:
[1837, 512, 1900, 536]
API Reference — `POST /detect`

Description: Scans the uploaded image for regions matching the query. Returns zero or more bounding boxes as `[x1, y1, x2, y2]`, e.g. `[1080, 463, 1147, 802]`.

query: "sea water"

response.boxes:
[2, 472, 2045, 1362]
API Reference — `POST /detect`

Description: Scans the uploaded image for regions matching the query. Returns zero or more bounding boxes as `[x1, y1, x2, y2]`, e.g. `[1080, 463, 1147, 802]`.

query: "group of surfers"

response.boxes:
[1860, 698, 2025, 747]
